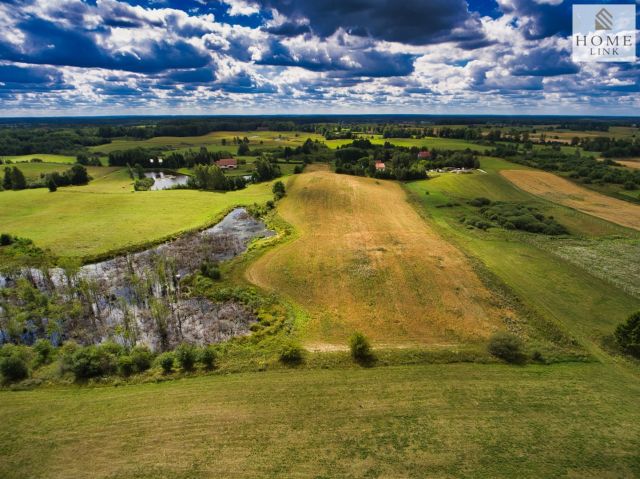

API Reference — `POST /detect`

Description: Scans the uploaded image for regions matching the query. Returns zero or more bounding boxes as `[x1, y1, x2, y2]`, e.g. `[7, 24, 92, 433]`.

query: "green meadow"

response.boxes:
[89, 130, 326, 155]
[0, 153, 77, 164]
[0, 168, 276, 259]
[1, 363, 639, 479]
[7, 163, 117, 181]
[405, 156, 640, 357]
[325, 134, 488, 151]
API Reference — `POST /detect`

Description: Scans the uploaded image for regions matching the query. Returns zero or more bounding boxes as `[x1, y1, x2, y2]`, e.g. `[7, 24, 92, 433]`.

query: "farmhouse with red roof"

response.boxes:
[217, 158, 238, 169]
[417, 150, 431, 159]
[375, 161, 386, 171]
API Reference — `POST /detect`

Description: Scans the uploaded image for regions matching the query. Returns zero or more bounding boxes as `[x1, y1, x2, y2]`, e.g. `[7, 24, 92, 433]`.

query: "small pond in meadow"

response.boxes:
[144, 171, 190, 190]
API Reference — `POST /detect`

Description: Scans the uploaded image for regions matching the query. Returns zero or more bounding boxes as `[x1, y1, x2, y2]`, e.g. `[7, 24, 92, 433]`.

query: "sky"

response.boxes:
[0, 0, 638, 116]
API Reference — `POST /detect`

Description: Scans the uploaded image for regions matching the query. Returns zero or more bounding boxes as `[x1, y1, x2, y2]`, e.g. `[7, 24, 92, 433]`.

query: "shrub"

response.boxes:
[70, 346, 117, 380]
[175, 343, 196, 371]
[199, 346, 217, 370]
[0, 354, 29, 382]
[200, 260, 221, 280]
[33, 339, 54, 366]
[134, 177, 155, 191]
[99, 341, 125, 357]
[488, 332, 525, 363]
[469, 197, 491, 207]
[0, 233, 14, 246]
[117, 355, 135, 377]
[531, 350, 544, 363]
[349, 332, 372, 362]
[615, 311, 640, 358]
[157, 352, 175, 374]
[279, 342, 304, 364]
[130, 346, 153, 373]
[272, 180, 286, 200]
[59, 341, 80, 373]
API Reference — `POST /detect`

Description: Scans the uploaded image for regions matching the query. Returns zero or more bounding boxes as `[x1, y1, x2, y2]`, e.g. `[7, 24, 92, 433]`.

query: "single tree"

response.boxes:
[272, 180, 286, 199]
[10, 167, 27, 190]
[615, 311, 640, 358]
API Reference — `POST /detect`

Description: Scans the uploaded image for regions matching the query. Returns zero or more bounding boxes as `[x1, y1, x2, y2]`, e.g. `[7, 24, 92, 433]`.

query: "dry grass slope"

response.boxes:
[501, 170, 640, 231]
[246, 165, 513, 348]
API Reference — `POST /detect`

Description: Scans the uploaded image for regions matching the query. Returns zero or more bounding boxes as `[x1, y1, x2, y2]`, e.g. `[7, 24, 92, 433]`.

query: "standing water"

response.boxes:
[144, 171, 190, 190]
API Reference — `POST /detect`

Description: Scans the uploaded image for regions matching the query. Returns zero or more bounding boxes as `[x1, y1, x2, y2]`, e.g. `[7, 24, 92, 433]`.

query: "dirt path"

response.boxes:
[246, 165, 513, 346]
[501, 170, 640, 231]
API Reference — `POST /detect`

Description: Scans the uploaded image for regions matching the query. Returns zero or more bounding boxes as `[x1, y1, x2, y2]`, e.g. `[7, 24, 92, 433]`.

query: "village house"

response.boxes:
[217, 158, 238, 169]
[417, 150, 431, 159]
[375, 161, 386, 171]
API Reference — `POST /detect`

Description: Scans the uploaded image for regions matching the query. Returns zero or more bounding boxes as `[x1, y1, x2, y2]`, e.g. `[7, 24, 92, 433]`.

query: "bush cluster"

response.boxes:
[349, 332, 373, 363]
[469, 201, 568, 235]
[487, 332, 525, 364]
[615, 311, 640, 358]
[279, 342, 304, 364]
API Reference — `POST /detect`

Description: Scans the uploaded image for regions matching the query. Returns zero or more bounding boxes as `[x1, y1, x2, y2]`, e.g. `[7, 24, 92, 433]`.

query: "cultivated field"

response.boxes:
[501, 170, 640, 231]
[246, 165, 513, 348]
[0, 168, 275, 259]
[618, 158, 640, 170]
[1, 363, 639, 479]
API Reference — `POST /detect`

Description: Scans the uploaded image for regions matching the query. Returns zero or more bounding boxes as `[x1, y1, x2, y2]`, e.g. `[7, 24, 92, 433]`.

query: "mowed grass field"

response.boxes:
[0, 168, 275, 259]
[89, 130, 326, 154]
[246, 165, 513, 348]
[8, 163, 117, 181]
[501, 169, 640, 231]
[0, 153, 76, 164]
[1, 363, 639, 479]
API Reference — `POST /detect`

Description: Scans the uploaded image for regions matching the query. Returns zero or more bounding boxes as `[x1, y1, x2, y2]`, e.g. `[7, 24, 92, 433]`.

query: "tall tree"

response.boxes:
[10, 167, 27, 190]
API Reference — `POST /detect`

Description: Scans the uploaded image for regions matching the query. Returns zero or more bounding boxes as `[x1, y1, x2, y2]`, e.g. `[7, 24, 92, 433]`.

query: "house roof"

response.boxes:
[418, 151, 431, 158]
[217, 158, 237, 166]
[375, 161, 385, 169]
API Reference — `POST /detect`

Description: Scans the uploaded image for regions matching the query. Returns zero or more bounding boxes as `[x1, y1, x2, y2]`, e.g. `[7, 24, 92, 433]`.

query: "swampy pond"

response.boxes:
[0, 208, 275, 349]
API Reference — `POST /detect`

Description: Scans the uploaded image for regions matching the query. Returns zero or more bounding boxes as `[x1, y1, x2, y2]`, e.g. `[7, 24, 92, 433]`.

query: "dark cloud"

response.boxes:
[509, 48, 578, 77]
[165, 68, 217, 83]
[260, 0, 487, 46]
[498, 0, 572, 40]
[0, 17, 211, 73]
[214, 71, 277, 93]
[0, 64, 62, 84]
[257, 39, 416, 77]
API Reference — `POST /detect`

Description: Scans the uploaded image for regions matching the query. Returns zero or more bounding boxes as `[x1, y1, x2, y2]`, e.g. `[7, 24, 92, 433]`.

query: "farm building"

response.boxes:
[375, 161, 386, 171]
[217, 158, 238, 169]
[417, 150, 431, 159]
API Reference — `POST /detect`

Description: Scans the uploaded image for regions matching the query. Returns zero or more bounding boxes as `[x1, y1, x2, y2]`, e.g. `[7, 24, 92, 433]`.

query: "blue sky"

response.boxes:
[0, 0, 638, 116]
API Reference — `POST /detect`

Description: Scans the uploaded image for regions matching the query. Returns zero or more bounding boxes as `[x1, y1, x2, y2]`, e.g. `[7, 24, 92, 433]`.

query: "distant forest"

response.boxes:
[0, 115, 637, 157]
